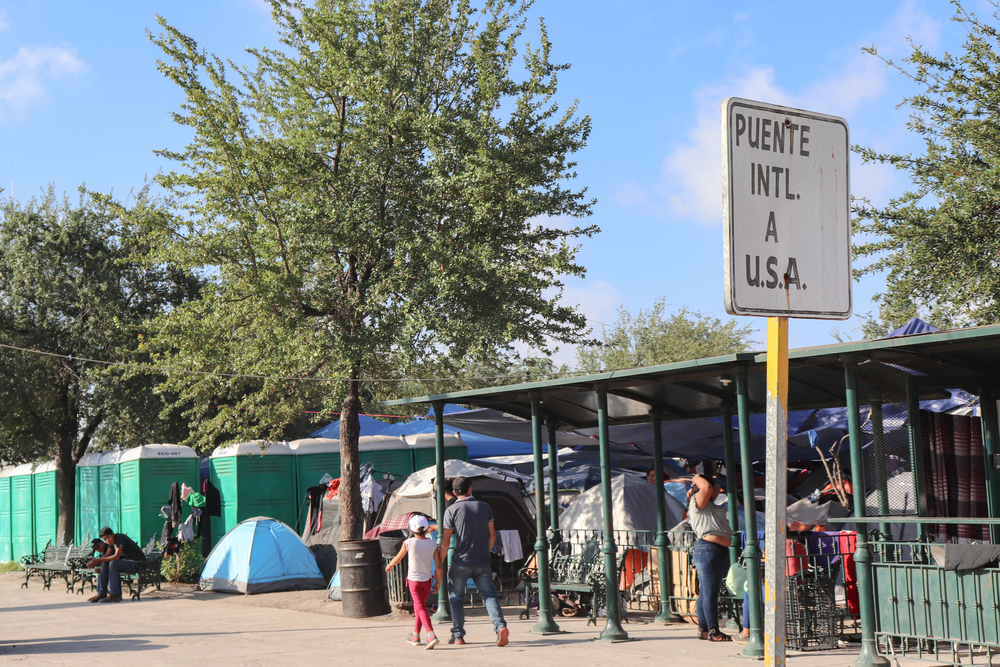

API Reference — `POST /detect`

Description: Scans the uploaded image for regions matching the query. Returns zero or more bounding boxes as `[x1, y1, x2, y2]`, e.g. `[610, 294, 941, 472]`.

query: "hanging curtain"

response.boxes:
[922, 412, 989, 542]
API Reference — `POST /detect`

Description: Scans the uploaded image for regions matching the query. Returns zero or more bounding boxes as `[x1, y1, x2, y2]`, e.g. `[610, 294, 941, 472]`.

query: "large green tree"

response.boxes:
[0, 189, 201, 544]
[576, 296, 756, 372]
[854, 2, 1000, 331]
[140, 0, 597, 539]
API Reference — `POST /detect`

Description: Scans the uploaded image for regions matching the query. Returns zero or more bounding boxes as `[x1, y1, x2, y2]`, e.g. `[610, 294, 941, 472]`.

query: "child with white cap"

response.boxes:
[385, 514, 444, 649]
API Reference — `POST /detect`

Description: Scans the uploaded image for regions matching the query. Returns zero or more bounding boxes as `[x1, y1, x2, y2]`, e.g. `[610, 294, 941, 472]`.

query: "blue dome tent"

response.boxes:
[199, 517, 325, 594]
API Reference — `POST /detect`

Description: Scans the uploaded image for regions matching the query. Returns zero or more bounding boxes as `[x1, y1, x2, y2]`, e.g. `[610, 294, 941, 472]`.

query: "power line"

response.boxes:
[0, 341, 605, 384]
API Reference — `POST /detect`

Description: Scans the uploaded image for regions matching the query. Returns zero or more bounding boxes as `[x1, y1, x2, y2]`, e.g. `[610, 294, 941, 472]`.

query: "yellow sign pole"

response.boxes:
[764, 316, 789, 667]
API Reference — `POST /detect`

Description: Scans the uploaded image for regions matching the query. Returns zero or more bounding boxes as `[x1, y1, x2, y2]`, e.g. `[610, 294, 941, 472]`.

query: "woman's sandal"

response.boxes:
[708, 629, 733, 642]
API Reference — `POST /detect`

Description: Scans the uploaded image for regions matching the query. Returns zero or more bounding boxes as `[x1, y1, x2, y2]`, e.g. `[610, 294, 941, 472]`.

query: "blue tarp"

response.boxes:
[199, 517, 325, 594]
[524, 464, 636, 493]
[310, 414, 391, 438]
[885, 317, 940, 338]
[377, 418, 541, 458]
[577, 420, 820, 463]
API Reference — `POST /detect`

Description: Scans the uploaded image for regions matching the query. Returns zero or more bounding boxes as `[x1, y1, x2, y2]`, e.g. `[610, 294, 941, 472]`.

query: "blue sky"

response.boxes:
[0, 0, 977, 365]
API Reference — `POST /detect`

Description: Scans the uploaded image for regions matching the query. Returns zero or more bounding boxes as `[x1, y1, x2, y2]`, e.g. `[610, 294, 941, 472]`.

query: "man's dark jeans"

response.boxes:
[97, 559, 138, 596]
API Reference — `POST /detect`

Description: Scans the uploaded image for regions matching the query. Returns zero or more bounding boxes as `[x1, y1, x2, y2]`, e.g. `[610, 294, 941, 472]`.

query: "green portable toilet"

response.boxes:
[407, 433, 468, 470]
[209, 441, 296, 547]
[98, 450, 123, 534]
[75, 452, 103, 546]
[0, 466, 13, 562]
[32, 461, 59, 549]
[288, 438, 340, 530]
[119, 444, 199, 547]
[358, 435, 415, 477]
[11, 463, 35, 560]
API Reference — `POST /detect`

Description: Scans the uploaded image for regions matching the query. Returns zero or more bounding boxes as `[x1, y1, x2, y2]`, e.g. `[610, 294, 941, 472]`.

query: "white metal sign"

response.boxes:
[722, 98, 852, 319]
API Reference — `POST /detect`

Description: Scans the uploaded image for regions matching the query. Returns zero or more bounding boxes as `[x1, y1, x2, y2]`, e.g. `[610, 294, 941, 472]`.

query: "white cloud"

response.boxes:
[244, 0, 274, 15]
[0, 44, 87, 119]
[0, 12, 10, 35]
[618, 3, 940, 226]
[515, 279, 624, 366]
[561, 279, 623, 329]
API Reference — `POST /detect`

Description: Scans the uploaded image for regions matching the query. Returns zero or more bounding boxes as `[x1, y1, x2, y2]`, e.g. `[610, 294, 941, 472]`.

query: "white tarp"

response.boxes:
[558, 474, 685, 546]
[393, 460, 510, 499]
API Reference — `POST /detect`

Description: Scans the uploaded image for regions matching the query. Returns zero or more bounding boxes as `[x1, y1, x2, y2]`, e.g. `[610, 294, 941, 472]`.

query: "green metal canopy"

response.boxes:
[383, 323, 1000, 652]
[384, 324, 1000, 426]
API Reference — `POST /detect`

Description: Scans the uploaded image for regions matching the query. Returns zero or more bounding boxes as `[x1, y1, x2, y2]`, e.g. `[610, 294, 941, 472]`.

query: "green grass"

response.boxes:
[0, 561, 24, 573]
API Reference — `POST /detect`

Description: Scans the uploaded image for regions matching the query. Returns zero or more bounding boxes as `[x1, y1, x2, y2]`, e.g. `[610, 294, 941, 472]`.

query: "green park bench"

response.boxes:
[518, 539, 629, 626]
[120, 539, 164, 601]
[21, 540, 95, 592]
[74, 537, 164, 599]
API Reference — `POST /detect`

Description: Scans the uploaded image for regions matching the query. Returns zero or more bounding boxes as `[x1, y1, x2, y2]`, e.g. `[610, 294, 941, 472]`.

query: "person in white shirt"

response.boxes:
[385, 514, 444, 649]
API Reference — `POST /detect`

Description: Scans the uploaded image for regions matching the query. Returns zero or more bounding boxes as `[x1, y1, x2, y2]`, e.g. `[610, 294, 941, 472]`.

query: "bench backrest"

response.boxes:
[45, 544, 70, 563]
[68, 544, 95, 560]
[552, 540, 603, 585]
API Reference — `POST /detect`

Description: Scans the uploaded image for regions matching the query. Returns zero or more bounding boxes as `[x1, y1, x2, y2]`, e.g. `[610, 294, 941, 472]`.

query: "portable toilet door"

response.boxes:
[288, 438, 340, 531]
[11, 463, 35, 560]
[119, 444, 199, 547]
[209, 441, 296, 547]
[359, 435, 415, 478]
[75, 452, 103, 545]
[407, 433, 468, 470]
[32, 461, 59, 549]
[98, 451, 123, 534]
[0, 467, 13, 562]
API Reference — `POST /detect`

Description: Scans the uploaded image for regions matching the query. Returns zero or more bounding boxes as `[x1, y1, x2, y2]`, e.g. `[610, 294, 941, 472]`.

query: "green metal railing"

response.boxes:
[824, 516, 1000, 666]
[558, 528, 658, 611]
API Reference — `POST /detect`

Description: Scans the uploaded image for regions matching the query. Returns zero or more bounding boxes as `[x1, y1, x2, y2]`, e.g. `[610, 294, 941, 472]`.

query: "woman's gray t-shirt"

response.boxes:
[687, 497, 734, 541]
[442, 497, 493, 568]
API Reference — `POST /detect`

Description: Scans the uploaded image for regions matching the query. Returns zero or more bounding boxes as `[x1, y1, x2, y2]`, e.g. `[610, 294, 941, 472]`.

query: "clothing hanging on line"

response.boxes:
[203, 479, 222, 517]
[498, 530, 523, 562]
[306, 485, 327, 535]
[178, 513, 195, 542]
[167, 483, 182, 524]
[360, 475, 384, 513]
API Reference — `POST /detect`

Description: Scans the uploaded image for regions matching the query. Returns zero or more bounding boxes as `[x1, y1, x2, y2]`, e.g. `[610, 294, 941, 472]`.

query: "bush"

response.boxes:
[160, 539, 204, 584]
[0, 561, 24, 574]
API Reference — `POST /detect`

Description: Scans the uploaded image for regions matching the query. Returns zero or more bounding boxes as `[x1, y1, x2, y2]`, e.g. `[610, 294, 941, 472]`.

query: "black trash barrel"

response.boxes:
[338, 539, 391, 617]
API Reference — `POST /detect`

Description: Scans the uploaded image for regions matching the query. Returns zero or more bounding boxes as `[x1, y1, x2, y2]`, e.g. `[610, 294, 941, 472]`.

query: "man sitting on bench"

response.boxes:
[86, 527, 146, 603]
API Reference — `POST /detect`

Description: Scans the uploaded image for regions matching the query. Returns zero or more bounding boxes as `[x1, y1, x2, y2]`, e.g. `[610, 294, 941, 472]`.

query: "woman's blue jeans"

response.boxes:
[692, 539, 730, 632]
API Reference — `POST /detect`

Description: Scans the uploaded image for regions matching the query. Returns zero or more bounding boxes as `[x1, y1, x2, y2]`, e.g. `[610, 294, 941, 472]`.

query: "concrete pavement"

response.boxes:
[0, 573, 941, 666]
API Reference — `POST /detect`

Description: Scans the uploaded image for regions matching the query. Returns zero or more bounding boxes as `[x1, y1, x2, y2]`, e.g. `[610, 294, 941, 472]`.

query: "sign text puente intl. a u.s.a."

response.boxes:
[722, 98, 852, 320]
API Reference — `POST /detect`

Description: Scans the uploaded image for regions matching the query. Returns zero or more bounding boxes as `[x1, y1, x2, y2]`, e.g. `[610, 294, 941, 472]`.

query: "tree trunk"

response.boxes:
[339, 378, 363, 542]
[55, 431, 76, 546]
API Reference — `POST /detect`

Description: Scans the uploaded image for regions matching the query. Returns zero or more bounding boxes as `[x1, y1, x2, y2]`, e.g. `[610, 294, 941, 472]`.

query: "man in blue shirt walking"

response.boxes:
[440, 476, 509, 646]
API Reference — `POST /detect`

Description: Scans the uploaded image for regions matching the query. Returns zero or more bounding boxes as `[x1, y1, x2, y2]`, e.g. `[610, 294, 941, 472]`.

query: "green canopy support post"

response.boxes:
[870, 402, 893, 541]
[546, 419, 561, 548]
[844, 357, 890, 667]
[431, 400, 451, 624]
[596, 383, 629, 641]
[529, 392, 561, 634]
[720, 400, 742, 632]
[736, 368, 764, 658]
[721, 401, 740, 568]
[980, 386, 1000, 544]
[905, 377, 929, 542]
[651, 409, 679, 624]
